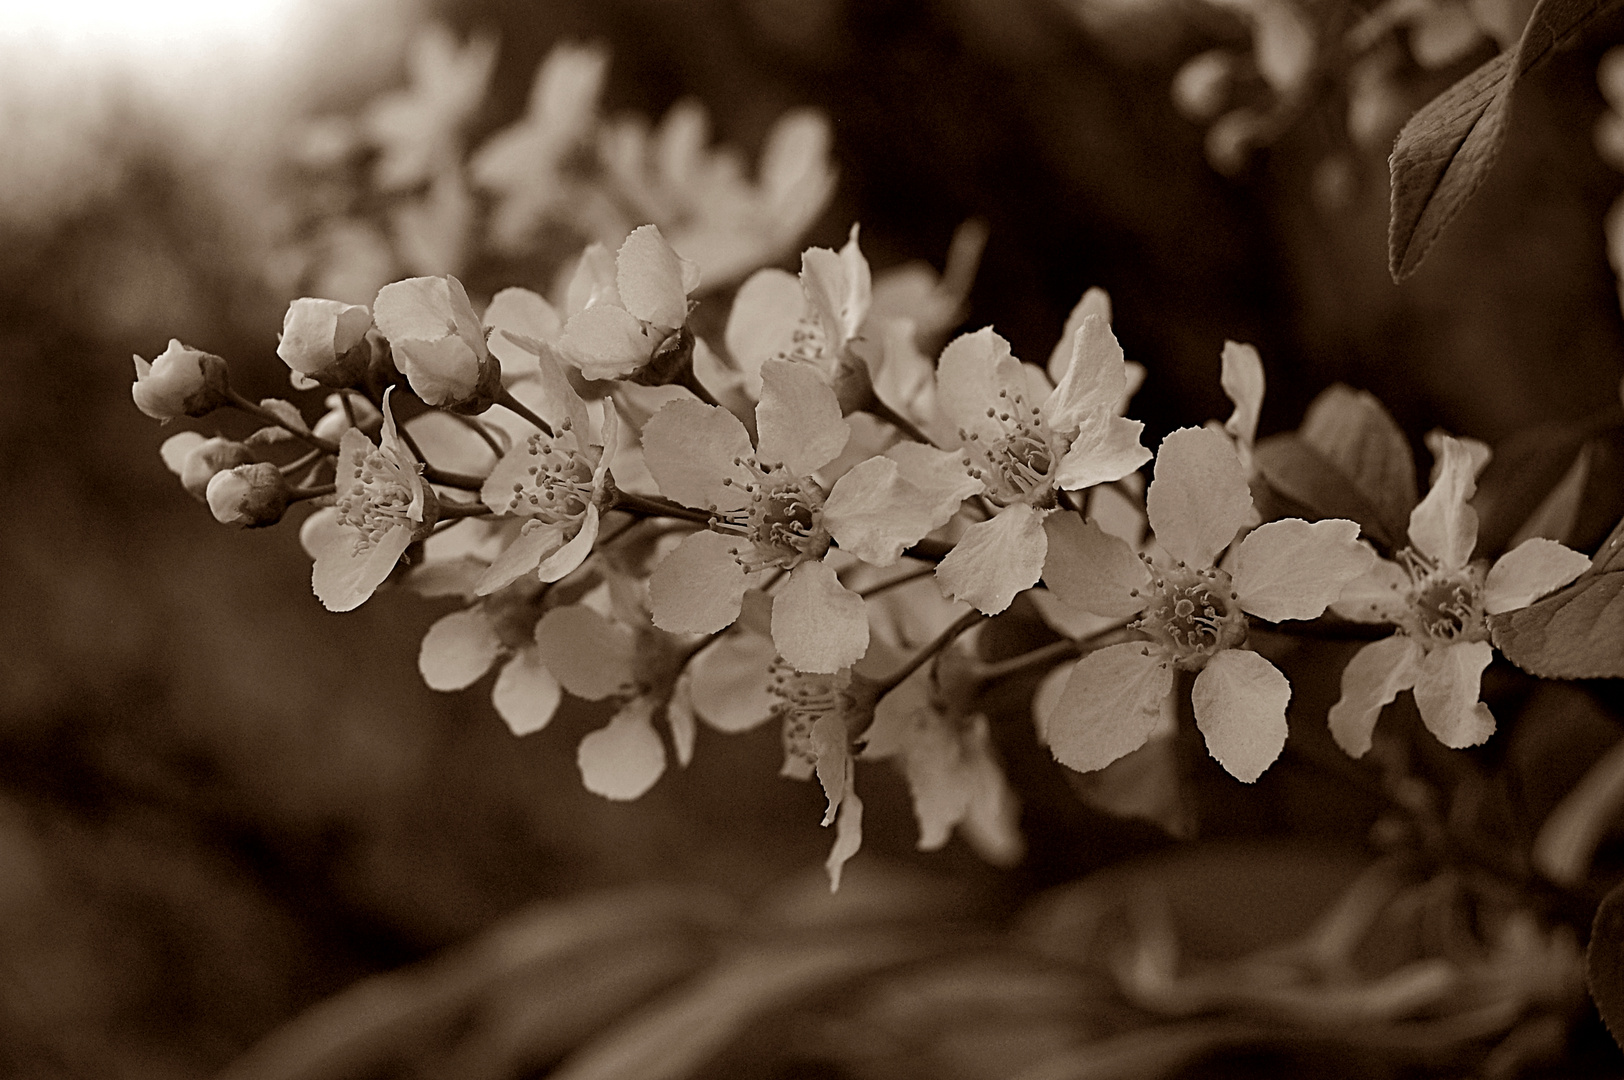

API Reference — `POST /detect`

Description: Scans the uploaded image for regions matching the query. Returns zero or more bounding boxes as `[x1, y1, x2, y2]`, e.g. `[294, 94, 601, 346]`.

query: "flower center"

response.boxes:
[1396, 549, 1486, 645]
[711, 457, 831, 572]
[1132, 558, 1247, 670]
[959, 388, 1059, 507]
[773, 314, 830, 371]
[336, 445, 418, 551]
[499, 419, 596, 525]
[772, 663, 854, 770]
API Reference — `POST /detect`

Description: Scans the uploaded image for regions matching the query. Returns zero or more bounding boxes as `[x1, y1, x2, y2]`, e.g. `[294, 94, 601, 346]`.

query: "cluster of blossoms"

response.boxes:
[138, 202, 1595, 888]
[276, 26, 836, 309]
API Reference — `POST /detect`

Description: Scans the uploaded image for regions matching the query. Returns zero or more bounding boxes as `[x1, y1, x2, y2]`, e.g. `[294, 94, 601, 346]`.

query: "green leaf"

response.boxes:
[1387, 0, 1624, 281]
[258, 396, 311, 434]
[1252, 433, 1400, 550]
[1472, 419, 1600, 555]
[1490, 515, 1624, 678]
[1588, 876, 1624, 1050]
[1296, 384, 1416, 547]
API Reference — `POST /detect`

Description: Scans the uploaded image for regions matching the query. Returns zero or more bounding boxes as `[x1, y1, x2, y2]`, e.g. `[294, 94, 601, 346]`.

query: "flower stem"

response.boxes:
[394, 423, 485, 489]
[972, 637, 1079, 685]
[226, 390, 339, 455]
[971, 618, 1136, 686]
[856, 565, 936, 598]
[899, 537, 953, 563]
[876, 609, 984, 697]
[863, 396, 933, 446]
[496, 389, 554, 437]
[288, 483, 336, 501]
[450, 411, 507, 457]
[278, 449, 322, 476]
[613, 490, 714, 526]
[437, 500, 493, 519]
[674, 363, 722, 409]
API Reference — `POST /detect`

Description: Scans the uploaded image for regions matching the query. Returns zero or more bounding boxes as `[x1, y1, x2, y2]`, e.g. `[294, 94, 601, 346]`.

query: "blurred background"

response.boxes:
[5, 0, 1624, 1076]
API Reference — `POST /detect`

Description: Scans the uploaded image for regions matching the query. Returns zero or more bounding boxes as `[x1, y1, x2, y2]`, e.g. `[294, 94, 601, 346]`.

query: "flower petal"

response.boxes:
[802, 227, 872, 351]
[668, 674, 698, 767]
[640, 398, 753, 510]
[312, 522, 414, 612]
[755, 358, 849, 476]
[1327, 635, 1424, 758]
[474, 521, 566, 596]
[491, 646, 562, 736]
[1408, 434, 1480, 570]
[690, 625, 778, 732]
[484, 286, 560, 374]
[888, 441, 983, 504]
[1145, 426, 1254, 569]
[559, 303, 654, 380]
[1041, 512, 1151, 619]
[1231, 517, 1375, 622]
[824, 456, 965, 567]
[649, 530, 750, 634]
[393, 334, 482, 407]
[1482, 538, 1591, 615]
[824, 762, 863, 892]
[1219, 340, 1265, 455]
[1046, 287, 1111, 384]
[1054, 414, 1151, 491]
[772, 560, 869, 673]
[1329, 556, 1412, 623]
[160, 431, 207, 476]
[1046, 641, 1173, 772]
[1190, 648, 1291, 783]
[534, 603, 638, 700]
[418, 608, 503, 691]
[564, 242, 621, 316]
[577, 697, 667, 800]
[1043, 314, 1128, 435]
[935, 327, 1024, 441]
[373, 275, 453, 342]
[616, 224, 694, 330]
[1413, 640, 1496, 748]
[724, 268, 804, 394]
[1027, 589, 1124, 642]
[536, 504, 599, 583]
[936, 503, 1050, 615]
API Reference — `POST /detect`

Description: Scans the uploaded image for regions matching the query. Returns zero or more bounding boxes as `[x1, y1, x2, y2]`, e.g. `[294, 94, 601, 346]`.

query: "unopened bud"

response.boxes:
[132, 339, 230, 420]
[373, 275, 500, 412]
[168, 435, 255, 501]
[276, 298, 374, 388]
[206, 462, 291, 528]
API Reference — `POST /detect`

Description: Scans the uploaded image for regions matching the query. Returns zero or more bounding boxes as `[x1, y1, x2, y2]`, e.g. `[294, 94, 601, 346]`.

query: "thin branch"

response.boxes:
[496, 389, 554, 437]
[436, 500, 493, 520]
[613, 490, 714, 526]
[876, 608, 984, 696]
[856, 565, 936, 598]
[451, 411, 506, 458]
[226, 390, 339, 455]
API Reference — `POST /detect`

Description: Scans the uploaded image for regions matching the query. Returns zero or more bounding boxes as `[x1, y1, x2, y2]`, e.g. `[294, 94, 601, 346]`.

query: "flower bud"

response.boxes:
[131, 339, 230, 420]
[163, 434, 255, 501]
[206, 462, 291, 528]
[276, 298, 374, 388]
[373, 275, 501, 413]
